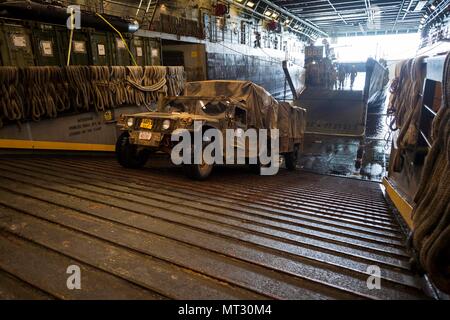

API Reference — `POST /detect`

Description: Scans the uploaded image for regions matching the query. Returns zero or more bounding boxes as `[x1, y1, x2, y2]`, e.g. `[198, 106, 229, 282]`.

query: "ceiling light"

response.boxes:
[271, 12, 279, 19]
[414, 1, 427, 12]
[246, 1, 255, 8]
[430, 4, 436, 11]
[264, 10, 272, 17]
[284, 19, 291, 24]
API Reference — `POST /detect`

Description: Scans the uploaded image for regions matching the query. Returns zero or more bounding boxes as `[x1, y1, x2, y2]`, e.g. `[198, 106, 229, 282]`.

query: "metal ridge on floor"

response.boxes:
[0, 157, 429, 300]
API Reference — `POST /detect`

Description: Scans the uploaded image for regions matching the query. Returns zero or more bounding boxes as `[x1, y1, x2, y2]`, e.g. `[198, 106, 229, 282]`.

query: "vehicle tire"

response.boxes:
[285, 144, 300, 171]
[183, 143, 214, 180]
[248, 137, 272, 174]
[116, 132, 149, 169]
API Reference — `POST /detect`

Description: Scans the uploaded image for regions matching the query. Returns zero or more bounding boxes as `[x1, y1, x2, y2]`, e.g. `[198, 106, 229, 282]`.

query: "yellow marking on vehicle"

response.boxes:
[140, 119, 153, 129]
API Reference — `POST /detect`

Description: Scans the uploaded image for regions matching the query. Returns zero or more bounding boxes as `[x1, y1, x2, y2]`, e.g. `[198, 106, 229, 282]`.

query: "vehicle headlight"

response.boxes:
[127, 117, 134, 127]
[162, 119, 171, 130]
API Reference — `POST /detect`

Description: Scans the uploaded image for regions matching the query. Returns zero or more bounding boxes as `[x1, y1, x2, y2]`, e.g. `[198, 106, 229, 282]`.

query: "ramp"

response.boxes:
[295, 88, 366, 137]
[0, 156, 428, 299]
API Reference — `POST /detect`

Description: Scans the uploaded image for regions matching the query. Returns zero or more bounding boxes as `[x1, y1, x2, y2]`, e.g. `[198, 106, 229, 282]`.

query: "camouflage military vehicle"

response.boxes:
[116, 80, 306, 180]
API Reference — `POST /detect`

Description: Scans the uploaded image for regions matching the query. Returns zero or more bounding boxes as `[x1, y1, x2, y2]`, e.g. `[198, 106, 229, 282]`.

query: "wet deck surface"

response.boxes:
[0, 156, 427, 299]
[299, 84, 391, 182]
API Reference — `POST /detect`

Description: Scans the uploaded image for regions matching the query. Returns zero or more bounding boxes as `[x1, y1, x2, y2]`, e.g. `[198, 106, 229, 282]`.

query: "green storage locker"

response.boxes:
[58, 28, 92, 65]
[111, 34, 131, 66]
[131, 36, 146, 66]
[89, 31, 113, 66]
[31, 23, 63, 66]
[149, 39, 161, 66]
[0, 21, 35, 66]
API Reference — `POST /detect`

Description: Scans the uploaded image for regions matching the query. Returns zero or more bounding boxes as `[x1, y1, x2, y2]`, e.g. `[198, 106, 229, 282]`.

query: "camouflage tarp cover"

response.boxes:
[185, 80, 306, 153]
[278, 102, 306, 152]
[185, 80, 279, 129]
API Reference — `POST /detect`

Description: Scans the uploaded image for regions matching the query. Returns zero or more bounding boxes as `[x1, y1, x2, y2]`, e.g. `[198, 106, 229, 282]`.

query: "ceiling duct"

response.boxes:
[0, 0, 139, 33]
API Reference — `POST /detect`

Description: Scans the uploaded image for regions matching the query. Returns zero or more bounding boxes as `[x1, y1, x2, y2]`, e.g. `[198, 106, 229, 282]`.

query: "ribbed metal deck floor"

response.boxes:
[0, 157, 427, 299]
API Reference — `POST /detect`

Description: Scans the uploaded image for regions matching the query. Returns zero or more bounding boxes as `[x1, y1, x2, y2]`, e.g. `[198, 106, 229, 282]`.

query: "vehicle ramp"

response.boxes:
[0, 157, 428, 299]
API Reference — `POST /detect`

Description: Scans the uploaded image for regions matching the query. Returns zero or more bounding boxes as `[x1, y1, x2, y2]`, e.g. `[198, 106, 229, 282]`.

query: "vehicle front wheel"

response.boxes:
[285, 144, 300, 171]
[116, 132, 149, 169]
[183, 161, 214, 181]
[183, 143, 214, 180]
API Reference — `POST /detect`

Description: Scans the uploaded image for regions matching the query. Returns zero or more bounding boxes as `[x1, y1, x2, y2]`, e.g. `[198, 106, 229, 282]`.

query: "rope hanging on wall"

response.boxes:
[0, 65, 186, 128]
[387, 56, 427, 171]
[0, 67, 23, 127]
[411, 52, 450, 294]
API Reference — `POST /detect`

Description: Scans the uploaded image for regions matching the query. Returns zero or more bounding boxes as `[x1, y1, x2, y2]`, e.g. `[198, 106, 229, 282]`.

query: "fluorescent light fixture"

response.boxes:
[264, 10, 272, 16]
[430, 5, 436, 10]
[271, 12, 279, 19]
[414, 0, 427, 12]
[284, 19, 291, 24]
[235, 0, 244, 2]
[246, 1, 255, 8]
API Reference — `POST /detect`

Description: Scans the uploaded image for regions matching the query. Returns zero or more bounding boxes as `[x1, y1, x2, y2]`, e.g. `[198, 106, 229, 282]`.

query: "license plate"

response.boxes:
[140, 119, 153, 129]
[139, 131, 152, 140]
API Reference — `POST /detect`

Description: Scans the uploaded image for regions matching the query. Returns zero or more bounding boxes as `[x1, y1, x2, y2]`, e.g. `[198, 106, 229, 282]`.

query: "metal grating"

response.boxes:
[0, 156, 428, 299]
[271, 0, 432, 37]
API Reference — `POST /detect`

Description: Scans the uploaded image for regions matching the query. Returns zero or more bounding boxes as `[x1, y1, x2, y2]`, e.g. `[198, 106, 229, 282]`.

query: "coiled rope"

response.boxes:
[167, 66, 186, 97]
[91, 66, 113, 112]
[0, 66, 185, 127]
[388, 57, 427, 171]
[0, 67, 23, 127]
[411, 52, 450, 294]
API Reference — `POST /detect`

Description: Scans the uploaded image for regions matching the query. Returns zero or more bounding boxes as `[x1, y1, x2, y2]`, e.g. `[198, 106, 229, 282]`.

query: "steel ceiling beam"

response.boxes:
[269, 0, 426, 35]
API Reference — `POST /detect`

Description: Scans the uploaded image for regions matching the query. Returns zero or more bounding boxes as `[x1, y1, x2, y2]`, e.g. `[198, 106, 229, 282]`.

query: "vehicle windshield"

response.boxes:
[166, 99, 229, 117]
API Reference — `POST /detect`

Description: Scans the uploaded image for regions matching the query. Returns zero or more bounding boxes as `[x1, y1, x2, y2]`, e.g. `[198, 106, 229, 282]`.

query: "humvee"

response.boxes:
[116, 80, 306, 180]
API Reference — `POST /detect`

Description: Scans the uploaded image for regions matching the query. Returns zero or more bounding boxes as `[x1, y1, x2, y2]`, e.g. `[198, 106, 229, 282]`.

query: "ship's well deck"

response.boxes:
[0, 156, 427, 299]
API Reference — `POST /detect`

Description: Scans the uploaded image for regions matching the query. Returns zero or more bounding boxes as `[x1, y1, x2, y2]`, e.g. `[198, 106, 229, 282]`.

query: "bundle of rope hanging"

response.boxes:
[166, 66, 186, 96]
[110, 66, 128, 106]
[126, 66, 147, 106]
[91, 66, 113, 112]
[21, 66, 71, 121]
[411, 52, 450, 294]
[143, 66, 167, 104]
[0, 67, 23, 128]
[125, 66, 169, 107]
[65, 66, 92, 112]
[387, 57, 427, 171]
[0, 65, 186, 126]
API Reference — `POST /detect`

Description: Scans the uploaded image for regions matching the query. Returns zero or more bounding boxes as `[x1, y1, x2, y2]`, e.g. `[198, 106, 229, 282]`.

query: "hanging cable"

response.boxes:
[95, 13, 138, 67]
[66, 7, 76, 66]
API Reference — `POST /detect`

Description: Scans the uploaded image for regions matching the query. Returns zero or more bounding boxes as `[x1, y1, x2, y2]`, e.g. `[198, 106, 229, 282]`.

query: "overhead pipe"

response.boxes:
[0, 0, 139, 33]
[224, 0, 327, 38]
[224, 0, 326, 39]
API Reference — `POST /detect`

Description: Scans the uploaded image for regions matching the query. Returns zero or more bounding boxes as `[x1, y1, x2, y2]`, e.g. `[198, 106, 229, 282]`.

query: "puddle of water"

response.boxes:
[299, 131, 391, 182]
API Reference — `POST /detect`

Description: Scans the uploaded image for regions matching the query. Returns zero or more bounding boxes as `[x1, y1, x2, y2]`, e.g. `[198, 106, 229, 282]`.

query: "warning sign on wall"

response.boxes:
[11, 34, 27, 48]
[40, 41, 53, 56]
[73, 41, 87, 53]
[98, 44, 106, 56]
